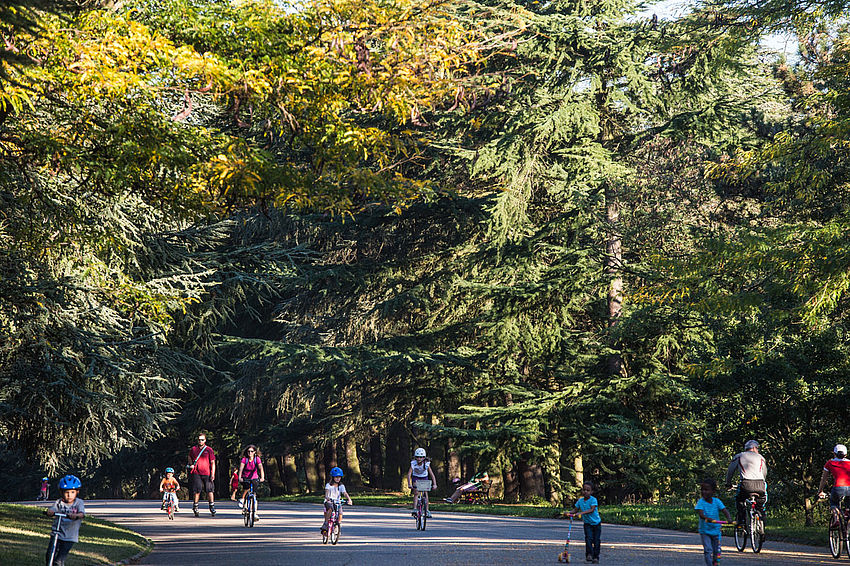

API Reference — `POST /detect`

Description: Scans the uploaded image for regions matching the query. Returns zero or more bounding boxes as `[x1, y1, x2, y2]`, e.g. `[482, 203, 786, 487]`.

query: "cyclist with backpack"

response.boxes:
[237, 445, 265, 518]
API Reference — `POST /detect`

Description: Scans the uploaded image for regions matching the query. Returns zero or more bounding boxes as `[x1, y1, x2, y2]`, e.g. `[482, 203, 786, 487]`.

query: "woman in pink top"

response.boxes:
[238, 445, 265, 516]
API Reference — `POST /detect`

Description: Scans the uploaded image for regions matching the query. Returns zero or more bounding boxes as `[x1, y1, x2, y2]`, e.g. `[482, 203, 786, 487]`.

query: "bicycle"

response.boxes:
[820, 493, 850, 559]
[733, 490, 765, 553]
[46, 512, 67, 566]
[322, 499, 343, 545]
[241, 479, 260, 528]
[413, 479, 432, 531]
[163, 491, 177, 520]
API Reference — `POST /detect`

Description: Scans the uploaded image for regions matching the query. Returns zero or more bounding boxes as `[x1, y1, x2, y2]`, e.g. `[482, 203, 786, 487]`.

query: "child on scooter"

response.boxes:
[45, 474, 85, 566]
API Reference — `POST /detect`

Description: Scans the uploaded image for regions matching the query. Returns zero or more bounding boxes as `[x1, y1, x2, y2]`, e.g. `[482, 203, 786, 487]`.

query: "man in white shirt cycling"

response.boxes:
[725, 439, 768, 524]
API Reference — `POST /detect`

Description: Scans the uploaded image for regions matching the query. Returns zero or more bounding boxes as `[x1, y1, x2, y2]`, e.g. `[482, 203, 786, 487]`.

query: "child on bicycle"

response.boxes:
[407, 447, 438, 518]
[45, 474, 85, 566]
[565, 481, 602, 564]
[695, 478, 732, 566]
[322, 466, 353, 534]
[159, 467, 180, 512]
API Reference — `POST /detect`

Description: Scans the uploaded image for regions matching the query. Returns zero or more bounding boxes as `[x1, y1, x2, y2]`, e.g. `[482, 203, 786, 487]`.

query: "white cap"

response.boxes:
[414, 447, 426, 457]
[835, 444, 847, 456]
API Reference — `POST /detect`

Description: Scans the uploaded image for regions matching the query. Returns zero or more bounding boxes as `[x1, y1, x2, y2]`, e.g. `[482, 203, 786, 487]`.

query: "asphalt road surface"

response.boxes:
[45, 500, 839, 565]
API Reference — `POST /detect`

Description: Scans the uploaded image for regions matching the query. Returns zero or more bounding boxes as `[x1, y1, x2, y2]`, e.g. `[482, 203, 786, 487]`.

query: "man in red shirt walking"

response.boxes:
[187, 433, 217, 517]
[819, 444, 850, 524]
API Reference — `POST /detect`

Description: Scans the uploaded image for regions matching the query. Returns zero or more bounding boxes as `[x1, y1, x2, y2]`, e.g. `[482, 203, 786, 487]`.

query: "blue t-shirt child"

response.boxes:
[694, 496, 726, 536]
[575, 495, 601, 525]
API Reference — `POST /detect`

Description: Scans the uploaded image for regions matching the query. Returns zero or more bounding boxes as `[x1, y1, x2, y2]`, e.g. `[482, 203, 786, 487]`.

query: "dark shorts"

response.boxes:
[241, 478, 259, 491]
[830, 486, 850, 508]
[192, 474, 215, 494]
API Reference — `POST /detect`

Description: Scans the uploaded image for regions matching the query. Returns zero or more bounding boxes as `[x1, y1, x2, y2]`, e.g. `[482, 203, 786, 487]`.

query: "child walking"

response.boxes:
[567, 481, 602, 563]
[45, 474, 85, 566]
[694, 478, 732, 566]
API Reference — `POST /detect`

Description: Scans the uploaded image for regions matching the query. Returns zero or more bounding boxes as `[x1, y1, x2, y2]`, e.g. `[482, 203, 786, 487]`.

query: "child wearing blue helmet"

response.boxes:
[160, 467, 181, 512]
[45, 474, 85, 566]
[321, 466, 353, 534]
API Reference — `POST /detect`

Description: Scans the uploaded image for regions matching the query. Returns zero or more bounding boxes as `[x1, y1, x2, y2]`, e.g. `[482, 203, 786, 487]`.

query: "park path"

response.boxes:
[60, 500, 838, 565]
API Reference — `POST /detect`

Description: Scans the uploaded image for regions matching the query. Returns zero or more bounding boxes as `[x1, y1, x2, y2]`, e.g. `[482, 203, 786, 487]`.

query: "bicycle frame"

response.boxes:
[163, 491, 177, 520]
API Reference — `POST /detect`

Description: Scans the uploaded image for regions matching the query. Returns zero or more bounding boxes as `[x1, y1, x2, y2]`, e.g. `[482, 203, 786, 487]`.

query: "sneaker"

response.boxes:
[254, 513, 260, 521]
[411, 511, 417, 517]
[592, 560, 599, 564]
[193, 506, 199, 517]
[443, 498, 453, 504]
[586, 557, 593, 563]
[425, 511, 432, 518]
[209, 504, 216, 517]
[237, 499, 244, 509]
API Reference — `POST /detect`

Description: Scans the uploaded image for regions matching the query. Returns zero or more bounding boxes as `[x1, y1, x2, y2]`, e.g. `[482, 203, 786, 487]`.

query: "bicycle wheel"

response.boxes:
[830, 517, 842, 559]
[734, 513, 748, 552]
[248, 496, 256, 527]
[167, 501, 174, 520]
[421, 511, 427, 531]
[243, 503, 250, 527]
[330, 522, 340, 545]
[322, 520, 329, 544]
[843, 519, 850, 560]
[750, 512, 763, 553]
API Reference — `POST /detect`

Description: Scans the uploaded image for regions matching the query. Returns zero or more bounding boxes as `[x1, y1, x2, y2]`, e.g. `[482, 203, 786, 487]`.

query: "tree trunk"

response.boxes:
[323, 441, 338, 475]
[447, 441, 461, 482]
[518, 457, 545, 500]
[503, 462, 519, 503]
[283, 448, 300, 494]
[304, 449, 320, 493]
[398, 427, 411, 493]
[574, 451, 584, 491]
[605, 182, 624, 378]
[384, 423, 403, 490]
[344, 435, 364, 487]
[369, 434, 383, 487]
[544, 434, 562, 505]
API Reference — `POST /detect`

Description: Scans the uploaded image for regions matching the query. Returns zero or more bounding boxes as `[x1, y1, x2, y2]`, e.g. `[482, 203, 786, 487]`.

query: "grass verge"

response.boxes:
[268, 492, 828, 546]
[0, 503, 150, 566]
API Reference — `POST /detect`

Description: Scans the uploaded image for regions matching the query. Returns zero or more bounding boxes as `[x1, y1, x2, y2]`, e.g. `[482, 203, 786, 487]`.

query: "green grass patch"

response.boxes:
[268, 492, 829, 546]
[0, 503, 150, 566]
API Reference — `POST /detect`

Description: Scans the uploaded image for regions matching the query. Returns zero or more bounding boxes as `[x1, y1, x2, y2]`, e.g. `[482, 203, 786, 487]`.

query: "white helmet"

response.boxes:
[835, 444, 848, 456]
[414, 447, 427, 458]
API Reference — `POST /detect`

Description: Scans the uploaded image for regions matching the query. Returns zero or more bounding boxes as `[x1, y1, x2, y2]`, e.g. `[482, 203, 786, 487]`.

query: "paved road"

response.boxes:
[49, 500, 838, 565]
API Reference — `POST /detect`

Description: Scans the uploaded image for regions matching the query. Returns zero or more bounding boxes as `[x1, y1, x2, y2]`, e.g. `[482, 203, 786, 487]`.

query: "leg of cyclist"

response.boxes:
[411, 486, 419, 517]
[424, 491, 431, 518]
[321, 500, 332, 532]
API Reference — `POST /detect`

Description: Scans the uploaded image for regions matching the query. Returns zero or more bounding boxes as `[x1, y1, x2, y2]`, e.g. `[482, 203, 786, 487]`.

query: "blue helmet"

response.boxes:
[42, 477, 49, 481]
[165, 467, 174, 474]
[330, 466, 344, 478]
[58, 475, 81, 490]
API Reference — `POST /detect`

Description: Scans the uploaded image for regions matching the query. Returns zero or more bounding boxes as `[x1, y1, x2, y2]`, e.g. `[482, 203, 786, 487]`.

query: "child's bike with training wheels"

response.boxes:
[242, 479, 261, 528]
[45, 512, 67, 566]
[558, 514, 574, 563]
[733, 490, 765, 553]
[163, 492, 177, 520]
[413, 479, 432, 531]
[322, 500, 345, 545]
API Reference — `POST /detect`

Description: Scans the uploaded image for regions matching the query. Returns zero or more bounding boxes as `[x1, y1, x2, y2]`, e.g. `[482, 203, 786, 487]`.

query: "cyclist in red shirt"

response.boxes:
[819, 444, 850, 523]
